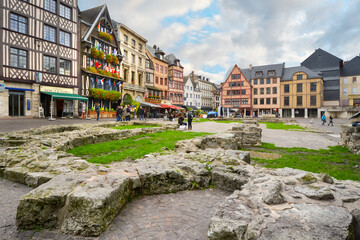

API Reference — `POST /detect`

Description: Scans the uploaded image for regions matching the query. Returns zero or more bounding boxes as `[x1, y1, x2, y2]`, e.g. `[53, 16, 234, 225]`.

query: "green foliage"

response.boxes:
[123, 94, 133, 105]
[89, 88, 122, 101]
[187, 107, 192, 111]
[251, 143, 360, 181]
[98, 31, 113, 42]
[68, 131, 212, 164]
[90, 47, 99, 58]
[259, 122, 305, 130]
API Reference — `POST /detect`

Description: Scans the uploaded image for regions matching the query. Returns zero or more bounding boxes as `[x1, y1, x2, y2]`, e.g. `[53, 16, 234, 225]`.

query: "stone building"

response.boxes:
[211, 83, 221, 110]
[242, 63, 283, 117]
[165, 54, 184, 106]
[0, 0, 81, 118]
[222, 65, 252, 116]
[183, 72, 201, 109]
[280, 66, 324, 118]
[146, 44, 169, 101]
[338, 56, 360, 118]
[113, 21, 147, 102]
[198, 75, 213, 111]
[79, 5, 122, 110]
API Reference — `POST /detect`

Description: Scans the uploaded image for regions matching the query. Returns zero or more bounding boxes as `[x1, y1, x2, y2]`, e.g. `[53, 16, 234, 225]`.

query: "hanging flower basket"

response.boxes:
[105, 54, 113, 64]
[89, 88, 122, 101]
[99, 31, 113, 42]
[91, 48, 100, 58]
[98, 51, 105, 60]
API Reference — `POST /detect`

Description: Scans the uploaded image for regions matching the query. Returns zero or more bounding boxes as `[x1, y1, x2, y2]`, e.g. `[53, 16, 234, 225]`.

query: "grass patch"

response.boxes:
[250, 143, 360, 181]
[259, 122, 305, 130]
[111, 125, 160, 130]
[68, 130, 211, 164]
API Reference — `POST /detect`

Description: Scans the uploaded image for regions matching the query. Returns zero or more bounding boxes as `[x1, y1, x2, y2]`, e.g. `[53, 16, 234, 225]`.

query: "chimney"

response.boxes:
[153, 45, 157, 49]
[249, 64, 253, 70]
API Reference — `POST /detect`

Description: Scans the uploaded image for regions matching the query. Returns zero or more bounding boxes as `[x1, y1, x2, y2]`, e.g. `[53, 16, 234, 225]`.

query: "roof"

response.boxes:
[146, 44, 166, 62]
[341, 56, 360, 77]
[79, 5, 105, 25]
[301, 48, 343, 70]
[113, 21, 148, 43]
[281, 66, 322, 81]
[242, 63, 285, 79]
[165, 54, 183, 68]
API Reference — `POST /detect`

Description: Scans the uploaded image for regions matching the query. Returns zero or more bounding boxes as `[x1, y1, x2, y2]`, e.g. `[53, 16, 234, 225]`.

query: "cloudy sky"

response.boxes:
[78, 0, 360, 83]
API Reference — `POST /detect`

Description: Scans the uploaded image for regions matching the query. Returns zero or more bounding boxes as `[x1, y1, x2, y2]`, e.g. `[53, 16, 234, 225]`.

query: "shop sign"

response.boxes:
[27, 99, 31, 111]
[0, 83, 5, 93]
[40, 86, 73, 94]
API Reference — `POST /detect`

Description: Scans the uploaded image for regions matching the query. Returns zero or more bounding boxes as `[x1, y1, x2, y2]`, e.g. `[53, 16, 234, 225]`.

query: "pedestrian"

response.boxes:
[328, 115, 334, 126]
[81, 102, 86, 120]
[95, 103, 100, 121]
[139, 106, 145, 121]
[178, 114, 187, 128]
[116, 106, 122, 122]
[187, 111, 193, 130]
[126, 105, 131, 121]
[164, 109, 168, 121]
[321, 114, 326, 126]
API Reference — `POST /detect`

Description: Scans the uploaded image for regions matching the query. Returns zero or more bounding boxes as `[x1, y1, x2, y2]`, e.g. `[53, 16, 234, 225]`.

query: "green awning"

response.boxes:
[41, 92, 88, 101]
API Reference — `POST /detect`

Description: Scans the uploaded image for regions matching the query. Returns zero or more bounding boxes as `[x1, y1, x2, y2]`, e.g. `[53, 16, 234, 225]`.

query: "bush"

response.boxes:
[89, 88, 122, 101]
[123, 94, 133, 105]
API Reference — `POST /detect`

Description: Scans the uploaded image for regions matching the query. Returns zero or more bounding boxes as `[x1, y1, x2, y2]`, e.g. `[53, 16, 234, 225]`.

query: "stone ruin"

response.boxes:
[340, 124, 360, 155]
[0, 121, 359, 239]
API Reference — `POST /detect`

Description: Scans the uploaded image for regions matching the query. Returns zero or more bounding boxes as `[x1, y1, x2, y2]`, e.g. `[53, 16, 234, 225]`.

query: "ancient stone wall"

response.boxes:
[340, 125, 360, 155]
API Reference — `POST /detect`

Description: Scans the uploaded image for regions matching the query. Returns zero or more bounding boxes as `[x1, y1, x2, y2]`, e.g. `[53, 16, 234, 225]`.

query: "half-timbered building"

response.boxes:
[79, 5, 122, 110]
[0, 0, 80, 118]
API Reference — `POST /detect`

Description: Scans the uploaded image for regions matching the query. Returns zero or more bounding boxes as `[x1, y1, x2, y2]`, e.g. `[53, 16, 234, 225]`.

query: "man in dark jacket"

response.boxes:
[116, 106, 122, 122]
[95, 103, 100, 121]
[187, 111, 193, 130]
[139, 106, 145, 121]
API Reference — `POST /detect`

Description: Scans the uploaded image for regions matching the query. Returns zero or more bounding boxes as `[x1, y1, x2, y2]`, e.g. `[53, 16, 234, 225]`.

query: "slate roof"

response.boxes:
[146, 44, 166, 62]
[79, 5, 105, 25]
[341, 56, 360, 77]
[165, 54, 183, 68]
[242, 63, 285, 79]
[301, 48, 343, 70]
[281, 66, 322, 81]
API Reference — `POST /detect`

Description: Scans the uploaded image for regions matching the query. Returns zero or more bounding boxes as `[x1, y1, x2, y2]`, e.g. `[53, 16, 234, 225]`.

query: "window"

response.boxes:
[297, 96, 302, 106]
[310, 96, 316, 106]
[160, 66, 163, 73]
[227, 90, 231, 95]
[146, 60, 150, 68]
[272, 78, 277, 84]
[310, 82, 316, 92]
[253, 79, 258, 85]
[273, 97, 277, 104]
[165, 67, 168, 74]
[232, 74, 241, 79]
[260, 88, 264, 94]
[260, 98, 264, 105]
[284, 84, 290, 93]
[123, 50, 128, 60]
[297, 83, 302, 92]
[284, 97, 289, 106]
[255, 71, 263, 77]
[138, 57, 142, 66]
[131, 39, 135, 48]
[60, 4, 71, 20]
[10, 47, 27, 68]
[254, 98, 258, 105]
[343, 78, 348, 84]
[268, 70, 275, 76]
[266, 87, 271, 94]
[241, 89, 246, 95]
[10, 13, 27, 34]
[273, 87, 277, 94]
[131, 54, 135, 64]
[44, 0, 56, 13]
[60, 59, 71, 75]
[43, 55, 56, 73]
[343, 88, 348, 95]
[59, 30, 71, 47]
[155, 77, 159, 84]
[155, 64, 159, 71]
[44, 25, 56, 42]
[254, 88, 258, 95]
[353, 77, 357, 84]
[138, 43, 142, 51]
[266, 98, 271, 104]
[297, 74, 303, 80]
[266, 78, 271, 84]
[160, 78, 163, 85]
[124, 35, 128, 43]
[260, 79, 264, 84]
[352, 87, 357, 94]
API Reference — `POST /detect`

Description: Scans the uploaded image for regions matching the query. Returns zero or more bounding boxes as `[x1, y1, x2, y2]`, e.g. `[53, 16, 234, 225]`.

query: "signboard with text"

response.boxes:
[40, 86, 73, 94]
[0, 83, 5, 93]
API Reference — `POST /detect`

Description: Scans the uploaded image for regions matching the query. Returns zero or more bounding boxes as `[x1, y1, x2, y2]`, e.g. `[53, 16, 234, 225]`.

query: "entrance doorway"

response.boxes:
[9, 91, 25, 117]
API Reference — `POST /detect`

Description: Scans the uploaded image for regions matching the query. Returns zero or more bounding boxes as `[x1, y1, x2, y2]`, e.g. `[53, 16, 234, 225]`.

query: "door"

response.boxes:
[9, 91, 25, 117]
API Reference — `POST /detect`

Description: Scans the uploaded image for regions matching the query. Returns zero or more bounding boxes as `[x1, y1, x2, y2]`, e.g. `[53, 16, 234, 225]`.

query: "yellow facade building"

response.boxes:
[280, 66, 324, 118]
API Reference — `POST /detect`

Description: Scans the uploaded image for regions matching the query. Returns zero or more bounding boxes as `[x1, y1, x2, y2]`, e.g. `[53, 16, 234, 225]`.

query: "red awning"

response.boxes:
[171, 105, 182, 110]
[161, 105, 183, 110]
[161, 105, 172, 108]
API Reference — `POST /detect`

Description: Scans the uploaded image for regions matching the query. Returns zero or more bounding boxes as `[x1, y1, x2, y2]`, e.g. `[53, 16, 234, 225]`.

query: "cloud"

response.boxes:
[79, 0, 360, 84]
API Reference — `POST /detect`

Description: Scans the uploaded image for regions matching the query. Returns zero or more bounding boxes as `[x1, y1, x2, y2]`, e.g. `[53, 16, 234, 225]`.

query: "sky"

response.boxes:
[78, 0, 360, 84]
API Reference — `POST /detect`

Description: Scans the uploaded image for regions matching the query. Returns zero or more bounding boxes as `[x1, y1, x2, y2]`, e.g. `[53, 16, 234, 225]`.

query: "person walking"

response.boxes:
[116, 106, 122, 122]
[139, 106, 145, 121]
[81, 102, 86, 120]
[187, 111, 193, 130]
[126, 105, 131, 121]
[321, 114, 326, 126]
[95, 103, 100, 121]
[328, 115, 334, 126]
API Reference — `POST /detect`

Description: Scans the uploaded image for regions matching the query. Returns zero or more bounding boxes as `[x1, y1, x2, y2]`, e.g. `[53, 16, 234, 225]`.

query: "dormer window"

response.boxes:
[255, 71, 263, 77]
[268, 70, 275, 76]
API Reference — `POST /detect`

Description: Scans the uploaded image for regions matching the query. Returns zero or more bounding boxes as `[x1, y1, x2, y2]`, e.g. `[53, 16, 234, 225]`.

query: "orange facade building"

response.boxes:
[146, 45, 169, 99]
[222, 65, 252, 116]
[166, 54, 184, 105]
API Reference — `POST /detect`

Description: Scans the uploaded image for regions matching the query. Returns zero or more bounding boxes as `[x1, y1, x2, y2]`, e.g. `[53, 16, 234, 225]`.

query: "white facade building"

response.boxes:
[184, 73, 201, 109]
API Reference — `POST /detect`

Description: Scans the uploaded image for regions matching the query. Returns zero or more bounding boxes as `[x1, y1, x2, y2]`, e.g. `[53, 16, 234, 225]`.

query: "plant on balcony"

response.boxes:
[97, 69, 112, 77]
[89, 88, 122, 101]
[98, 51, 105, 60]
[105, 54, 113, 64]
[99, 31, 113, 42]
[112, 56, 119, 65]
[91, 48, 100, 58]
[111, 72, 120, 79]
[87, 66, 98, 74]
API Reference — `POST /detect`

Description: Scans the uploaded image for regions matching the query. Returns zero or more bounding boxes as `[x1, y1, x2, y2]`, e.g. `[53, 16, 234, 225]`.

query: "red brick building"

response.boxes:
[221, 65, 252, 116]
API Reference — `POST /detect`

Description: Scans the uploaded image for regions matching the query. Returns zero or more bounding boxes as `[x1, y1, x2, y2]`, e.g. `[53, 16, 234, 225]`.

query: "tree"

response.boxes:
[123, 94, 133, 105]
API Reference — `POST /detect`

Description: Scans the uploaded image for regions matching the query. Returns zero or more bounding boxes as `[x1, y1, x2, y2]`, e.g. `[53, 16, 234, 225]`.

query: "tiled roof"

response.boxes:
[301, 48, 342, 70]
[341, 56, 360, 77]
[281, 66, 322, 81]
